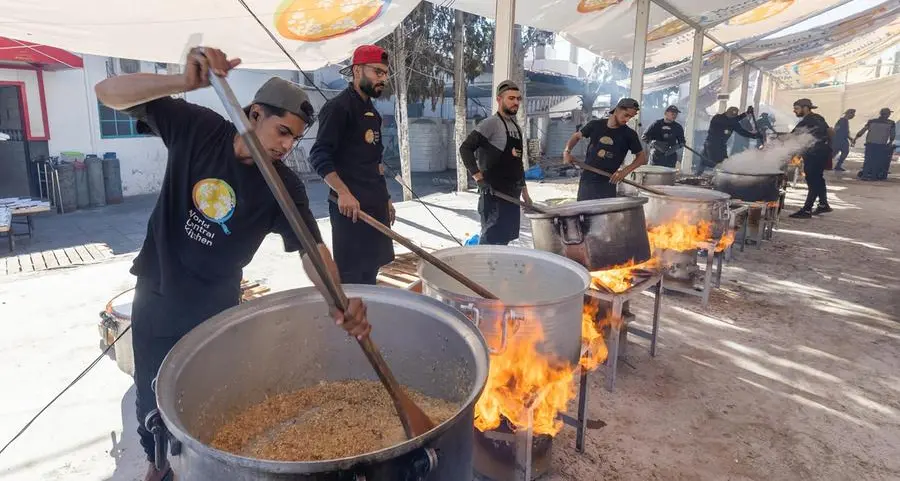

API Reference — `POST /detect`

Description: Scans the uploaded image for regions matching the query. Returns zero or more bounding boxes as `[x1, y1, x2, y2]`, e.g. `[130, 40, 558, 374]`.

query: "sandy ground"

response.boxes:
[1, 154, 899, 480]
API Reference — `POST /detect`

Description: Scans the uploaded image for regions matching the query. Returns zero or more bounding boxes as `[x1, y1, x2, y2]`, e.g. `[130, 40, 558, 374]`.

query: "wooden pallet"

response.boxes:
[240, 279, 271, 302]
[376, 252, 422, 292]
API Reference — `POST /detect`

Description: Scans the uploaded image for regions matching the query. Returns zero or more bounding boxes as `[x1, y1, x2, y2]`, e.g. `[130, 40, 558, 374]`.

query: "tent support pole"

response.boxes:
[683, 28, 704, 175]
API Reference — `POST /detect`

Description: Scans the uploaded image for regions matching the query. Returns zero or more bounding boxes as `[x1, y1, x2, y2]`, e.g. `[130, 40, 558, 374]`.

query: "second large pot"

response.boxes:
[713, 170, 784, 202]
[419, 246, 590, 366]
[527, 198, 652, 270]
[619, 165, 677, 196]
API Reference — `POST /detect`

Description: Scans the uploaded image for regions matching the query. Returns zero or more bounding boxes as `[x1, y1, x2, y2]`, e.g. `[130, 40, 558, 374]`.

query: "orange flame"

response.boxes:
[716, 229, 735, 253]
[589, 258, 655, 293]
[474, 323, 576, 436]
[580, 298, 619, 371]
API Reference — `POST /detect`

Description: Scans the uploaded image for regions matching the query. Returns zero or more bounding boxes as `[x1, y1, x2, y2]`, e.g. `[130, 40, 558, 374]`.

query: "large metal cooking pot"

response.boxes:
[526, 198, 652, 270]
[154, 286, 489, 481]
[419, 246, 590, 366]
[713, 170, 784, 202]
[619, 165, 677, 196]
[640, 185, 732, 238]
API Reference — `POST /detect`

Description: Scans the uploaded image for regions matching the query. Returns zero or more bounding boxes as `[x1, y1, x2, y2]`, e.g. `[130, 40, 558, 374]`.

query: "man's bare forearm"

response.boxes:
[564, 133, 581, 152]
[323, 172, 352, 196]
[95, 73, 189, 110]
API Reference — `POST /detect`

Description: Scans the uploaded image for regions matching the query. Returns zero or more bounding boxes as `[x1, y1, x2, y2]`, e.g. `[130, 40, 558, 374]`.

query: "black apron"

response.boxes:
[649, 150, 678, 168]
[329, 105, 394, 280]
[577, 128, 623, 200]
[479, 115, 524, 246]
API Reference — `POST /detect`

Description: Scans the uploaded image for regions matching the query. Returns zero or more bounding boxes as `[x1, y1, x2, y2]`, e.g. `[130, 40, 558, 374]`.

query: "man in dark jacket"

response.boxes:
[854, 107, 896, 180]
[459, 80, 532, 245]
[642, 105, 685, 168]
[701, 106, 760, 172]
[789, 98, 834, 219]
[94, 46, 371, 481]
[832, 109, 855, 171]
[309, 45, 395, 284]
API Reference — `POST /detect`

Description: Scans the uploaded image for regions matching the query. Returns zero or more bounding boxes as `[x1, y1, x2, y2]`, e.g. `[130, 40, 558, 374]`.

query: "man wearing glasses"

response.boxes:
[95, 47, 370, 481]
[310, 45, 395, 285]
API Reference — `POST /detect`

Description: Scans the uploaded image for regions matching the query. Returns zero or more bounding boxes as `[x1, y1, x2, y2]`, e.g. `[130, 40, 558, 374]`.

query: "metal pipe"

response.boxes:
[683, 28, 704, 175]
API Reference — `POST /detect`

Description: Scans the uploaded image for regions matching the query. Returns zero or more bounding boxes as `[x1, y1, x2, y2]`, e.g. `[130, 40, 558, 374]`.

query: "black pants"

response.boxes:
[339, 269, 378, 285]
[833, 142, 849, 169]
[478, 192, 521, 245]
[802, 159, 828, 211]
[131, 277, 239, 463]
[649, 150, 678, 168]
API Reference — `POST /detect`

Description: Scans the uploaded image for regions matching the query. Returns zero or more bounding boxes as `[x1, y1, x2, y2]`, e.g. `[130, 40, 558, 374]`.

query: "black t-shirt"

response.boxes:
[580, 119, 642, 181]
[126, 97, 322, 297]
[792, 113, 831, 156]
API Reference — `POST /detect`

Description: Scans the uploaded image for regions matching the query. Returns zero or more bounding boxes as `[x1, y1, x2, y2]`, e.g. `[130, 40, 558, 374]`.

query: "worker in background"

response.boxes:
[563, 98, 646, 199]
[641, 105, 685, 168]
[701, 106, 761, 172]
[832, 109, 855, 172]
[789, 98, 833, 219]
[459, 80, 532, 245]
[310, 45, 395, 284]
[853, 107, 896, 181]
[754, 112, 775, 148]
[94, 47, 370, 481]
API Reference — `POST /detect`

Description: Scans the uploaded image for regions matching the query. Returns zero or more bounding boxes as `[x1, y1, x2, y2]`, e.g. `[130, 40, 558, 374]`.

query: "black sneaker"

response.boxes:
[834, 167, 846, 172]
[813, 205, 833, 214]
[789, 209, 813, 219]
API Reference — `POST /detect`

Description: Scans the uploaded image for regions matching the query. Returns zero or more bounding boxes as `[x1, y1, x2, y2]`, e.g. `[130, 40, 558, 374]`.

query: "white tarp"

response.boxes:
[0, 0, 895, 86]
[0, 0, 421, 69]
[773, 73, 900, 127]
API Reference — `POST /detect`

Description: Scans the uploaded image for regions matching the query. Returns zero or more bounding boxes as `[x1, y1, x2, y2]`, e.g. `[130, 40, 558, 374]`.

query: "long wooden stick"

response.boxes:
[329, 199, 499, 300]
[208, 72, 434, 438]
[491, 190, 550, 214]
[572, 160, 669, 196]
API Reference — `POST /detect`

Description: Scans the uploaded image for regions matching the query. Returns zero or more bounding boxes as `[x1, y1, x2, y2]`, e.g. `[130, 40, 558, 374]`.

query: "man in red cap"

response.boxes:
[310, 45, 394, 284]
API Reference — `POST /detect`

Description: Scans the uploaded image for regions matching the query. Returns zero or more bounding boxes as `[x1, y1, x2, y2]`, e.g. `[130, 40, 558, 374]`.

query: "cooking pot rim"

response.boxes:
[155, 286, 490, 473]
[640, 185, 731, 202]
[717, 169, 785, 177]
[418, 246, 591, 306]
[525, 197, 648, 219]
[633, 165, 677, 174]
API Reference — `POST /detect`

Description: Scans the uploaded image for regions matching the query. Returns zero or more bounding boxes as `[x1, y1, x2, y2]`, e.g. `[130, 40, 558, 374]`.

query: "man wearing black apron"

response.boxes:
[94, 47, 371, 481]
[459, 80, 532, 245]
[642, 105, 685, 168]
[310, 45, 394, 284]
[788, 98, 833, 218]
[854, 108, 896, 181]
[563, 98, 647, 200]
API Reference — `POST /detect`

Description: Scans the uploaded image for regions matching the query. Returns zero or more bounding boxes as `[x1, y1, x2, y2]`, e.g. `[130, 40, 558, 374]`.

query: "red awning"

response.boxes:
[0, 37, 83, 69]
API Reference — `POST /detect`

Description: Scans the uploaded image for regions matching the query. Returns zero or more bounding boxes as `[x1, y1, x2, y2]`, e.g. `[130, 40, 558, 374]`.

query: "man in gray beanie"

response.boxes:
[95, 46, 370, 481]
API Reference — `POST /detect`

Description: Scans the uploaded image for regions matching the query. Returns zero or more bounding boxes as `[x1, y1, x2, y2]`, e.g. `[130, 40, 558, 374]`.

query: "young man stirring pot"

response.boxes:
[563, 98, 647, 200]
[95, 47, 371, 481]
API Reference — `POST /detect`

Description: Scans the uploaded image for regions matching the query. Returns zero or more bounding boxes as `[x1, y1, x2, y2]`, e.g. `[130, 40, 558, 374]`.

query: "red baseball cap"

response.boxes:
[340, 45, 388, 76]
[351, 45, 388, 65]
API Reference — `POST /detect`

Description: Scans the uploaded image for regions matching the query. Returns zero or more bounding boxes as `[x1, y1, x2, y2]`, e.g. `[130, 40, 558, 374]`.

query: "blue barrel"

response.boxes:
[102, 156, 124, 204]
[86, 155, 107, 207]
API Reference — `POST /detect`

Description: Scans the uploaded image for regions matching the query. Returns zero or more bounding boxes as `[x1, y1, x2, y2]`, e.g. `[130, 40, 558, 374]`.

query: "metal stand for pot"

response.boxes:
[733, 200, 780, 250]
[727, 204, 750, 261]
[583, 274, 664, 394]
[663, 241, 724, 307]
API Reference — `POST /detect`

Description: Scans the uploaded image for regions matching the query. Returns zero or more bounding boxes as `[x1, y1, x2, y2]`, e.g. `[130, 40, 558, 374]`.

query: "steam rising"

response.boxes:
[720, 131, 816, 174]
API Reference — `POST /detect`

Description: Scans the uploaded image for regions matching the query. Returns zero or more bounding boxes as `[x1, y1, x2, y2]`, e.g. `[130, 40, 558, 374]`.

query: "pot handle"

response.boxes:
[459, 303, 481, 329]
[554, 215, 585, 245]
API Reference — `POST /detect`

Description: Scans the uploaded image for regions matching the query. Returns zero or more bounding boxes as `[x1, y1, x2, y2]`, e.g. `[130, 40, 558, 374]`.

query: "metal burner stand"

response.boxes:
[725, 203, 750, 261]
[732, 196, 783, 250]
[583, 274, 664, 394]
[663, 240, 724, 307]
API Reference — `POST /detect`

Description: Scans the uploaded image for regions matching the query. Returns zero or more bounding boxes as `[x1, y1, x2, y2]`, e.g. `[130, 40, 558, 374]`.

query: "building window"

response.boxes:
[98, 102, 142, 138]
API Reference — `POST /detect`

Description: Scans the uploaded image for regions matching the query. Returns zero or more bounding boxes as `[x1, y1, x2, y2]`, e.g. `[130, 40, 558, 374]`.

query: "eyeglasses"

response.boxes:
[364, 65, 389, 79]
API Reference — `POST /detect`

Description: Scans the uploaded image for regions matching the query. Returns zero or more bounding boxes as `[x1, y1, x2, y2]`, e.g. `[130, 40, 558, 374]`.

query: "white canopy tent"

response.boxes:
[2, 0, 898, 172]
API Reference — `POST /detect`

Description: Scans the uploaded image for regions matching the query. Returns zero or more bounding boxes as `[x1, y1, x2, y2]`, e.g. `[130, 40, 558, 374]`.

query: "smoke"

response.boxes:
[720, 131, 816, 174]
